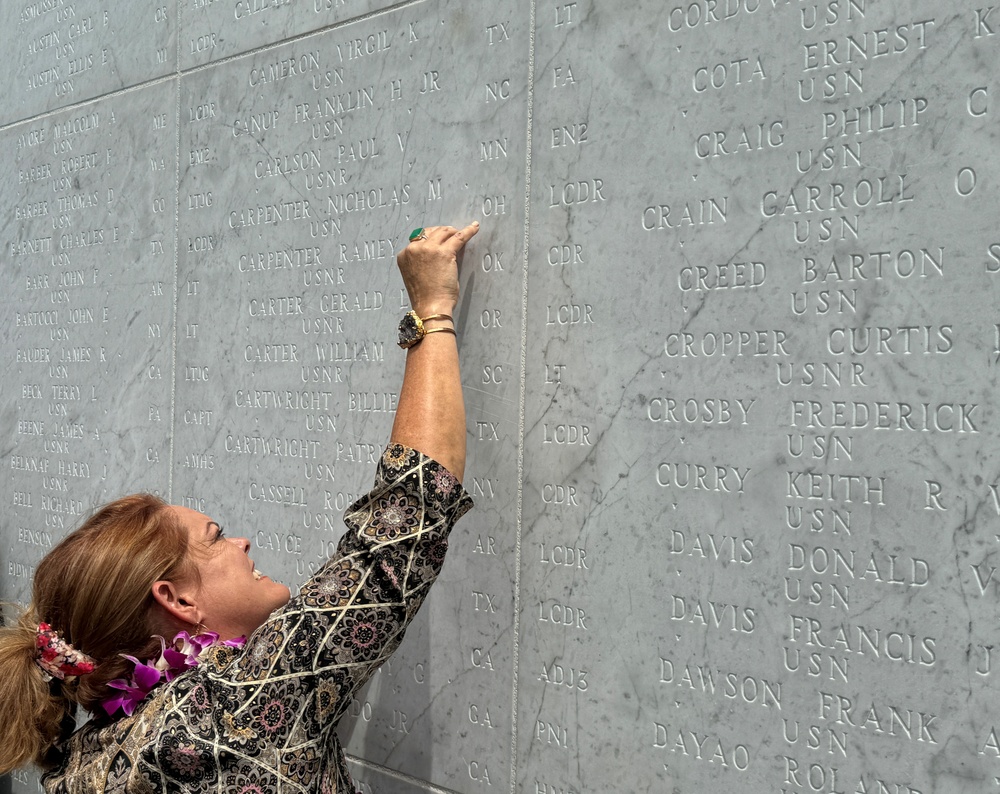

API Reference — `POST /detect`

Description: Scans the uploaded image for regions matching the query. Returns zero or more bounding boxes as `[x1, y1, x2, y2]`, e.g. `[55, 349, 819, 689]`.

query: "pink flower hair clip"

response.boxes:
[35, 622, 97, 681]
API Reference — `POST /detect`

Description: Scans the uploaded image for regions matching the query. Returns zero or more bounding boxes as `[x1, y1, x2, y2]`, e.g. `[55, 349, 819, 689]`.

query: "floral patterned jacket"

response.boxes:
[42, 444, 472, 794]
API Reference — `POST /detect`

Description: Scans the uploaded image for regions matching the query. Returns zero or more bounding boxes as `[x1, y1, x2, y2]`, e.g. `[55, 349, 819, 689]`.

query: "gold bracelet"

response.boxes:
[423, 326, 457, 337]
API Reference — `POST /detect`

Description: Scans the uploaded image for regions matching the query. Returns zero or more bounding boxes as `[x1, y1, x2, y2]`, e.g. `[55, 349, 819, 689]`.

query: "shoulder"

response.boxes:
[42, 695, 168, 793]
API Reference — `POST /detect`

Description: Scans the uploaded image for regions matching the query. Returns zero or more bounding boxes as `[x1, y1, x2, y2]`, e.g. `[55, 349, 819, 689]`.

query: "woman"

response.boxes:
[0, 221, 480, 793]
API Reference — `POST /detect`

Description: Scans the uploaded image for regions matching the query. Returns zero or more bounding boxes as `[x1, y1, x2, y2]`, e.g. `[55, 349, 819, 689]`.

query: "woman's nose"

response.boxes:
[228, 536, 251, 553]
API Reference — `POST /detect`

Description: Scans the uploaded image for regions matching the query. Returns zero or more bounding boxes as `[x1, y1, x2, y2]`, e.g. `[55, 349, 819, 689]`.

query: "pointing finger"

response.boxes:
[446, 221, 480, 251]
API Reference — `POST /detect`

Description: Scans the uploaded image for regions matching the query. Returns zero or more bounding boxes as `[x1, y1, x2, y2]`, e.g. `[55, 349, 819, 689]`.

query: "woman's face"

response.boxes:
[169, 505, 291, 640]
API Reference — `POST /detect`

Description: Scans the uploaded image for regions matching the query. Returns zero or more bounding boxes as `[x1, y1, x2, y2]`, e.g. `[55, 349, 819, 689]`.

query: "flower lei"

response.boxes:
[102, 630, 245, 718]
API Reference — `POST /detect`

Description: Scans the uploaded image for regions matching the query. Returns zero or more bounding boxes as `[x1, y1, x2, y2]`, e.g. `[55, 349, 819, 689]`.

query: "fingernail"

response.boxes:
[473, 221, 480, 226]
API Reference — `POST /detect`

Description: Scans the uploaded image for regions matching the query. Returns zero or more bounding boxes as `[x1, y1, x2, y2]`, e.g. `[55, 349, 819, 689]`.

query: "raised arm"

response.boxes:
[213, 224, 481, 755]
[390, 222, 479, 480]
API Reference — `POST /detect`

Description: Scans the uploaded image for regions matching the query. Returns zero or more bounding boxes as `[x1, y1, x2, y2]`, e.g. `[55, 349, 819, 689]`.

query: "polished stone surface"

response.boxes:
[3, 1, 1000, 792]
[3, 1, 176, 123]
[0, 80, 177, 603]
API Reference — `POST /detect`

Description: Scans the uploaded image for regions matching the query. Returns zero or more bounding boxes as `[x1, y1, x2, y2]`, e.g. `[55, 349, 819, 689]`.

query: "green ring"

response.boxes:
[409, 227, 425, 242]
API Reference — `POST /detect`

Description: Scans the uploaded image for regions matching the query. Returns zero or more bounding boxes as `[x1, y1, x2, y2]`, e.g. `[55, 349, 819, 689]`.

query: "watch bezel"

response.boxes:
[397, 310, 425, 349]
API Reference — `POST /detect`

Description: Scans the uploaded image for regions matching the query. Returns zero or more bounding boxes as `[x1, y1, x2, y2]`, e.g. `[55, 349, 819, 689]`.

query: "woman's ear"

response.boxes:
[151, 579, 203, 625]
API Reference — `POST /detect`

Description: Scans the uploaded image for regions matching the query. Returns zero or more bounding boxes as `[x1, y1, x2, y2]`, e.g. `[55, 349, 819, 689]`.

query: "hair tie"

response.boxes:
[35, 622, 97, 681]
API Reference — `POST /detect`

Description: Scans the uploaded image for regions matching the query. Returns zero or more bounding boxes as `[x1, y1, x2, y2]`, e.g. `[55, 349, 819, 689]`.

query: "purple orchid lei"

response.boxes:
[102, 630, 245, 718]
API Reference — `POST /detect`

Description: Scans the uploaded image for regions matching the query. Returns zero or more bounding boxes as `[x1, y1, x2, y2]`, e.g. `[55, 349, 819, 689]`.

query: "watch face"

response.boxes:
[397, 311, 421, 348]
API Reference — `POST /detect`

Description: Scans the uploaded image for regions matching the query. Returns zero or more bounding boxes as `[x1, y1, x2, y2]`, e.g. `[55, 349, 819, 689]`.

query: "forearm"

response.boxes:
[390, 322, 465, 480]
[388, 222, 478, 480]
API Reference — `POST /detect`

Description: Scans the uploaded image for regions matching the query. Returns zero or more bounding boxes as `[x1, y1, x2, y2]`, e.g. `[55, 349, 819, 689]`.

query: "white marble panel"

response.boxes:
[0, 81, 176, 607]
[517, 1, 1000, 791]
[1, 0, 177, 124]
[172, 0, 526, 787]
[180, 0, 405, 69]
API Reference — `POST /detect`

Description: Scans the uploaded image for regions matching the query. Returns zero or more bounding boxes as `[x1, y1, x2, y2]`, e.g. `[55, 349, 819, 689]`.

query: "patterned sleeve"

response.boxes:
[137, 445, 472, 791]
[228, 443, 472, 713]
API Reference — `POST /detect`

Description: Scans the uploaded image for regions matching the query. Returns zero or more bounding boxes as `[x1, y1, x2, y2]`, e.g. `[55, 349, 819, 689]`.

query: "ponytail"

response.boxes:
[0, 606, 76, 772]
[0, 493, 196, 773]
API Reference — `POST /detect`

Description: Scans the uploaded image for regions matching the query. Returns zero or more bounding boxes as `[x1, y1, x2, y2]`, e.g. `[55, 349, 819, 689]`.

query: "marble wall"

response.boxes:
[3, 1, 1000, 791]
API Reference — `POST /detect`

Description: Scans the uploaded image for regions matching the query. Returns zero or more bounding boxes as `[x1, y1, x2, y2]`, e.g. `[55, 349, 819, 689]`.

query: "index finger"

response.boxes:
[444, 221, 480, 252]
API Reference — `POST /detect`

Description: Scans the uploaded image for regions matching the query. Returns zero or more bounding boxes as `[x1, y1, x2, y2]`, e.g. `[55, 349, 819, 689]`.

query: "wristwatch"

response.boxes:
[397, 311, 455, 349]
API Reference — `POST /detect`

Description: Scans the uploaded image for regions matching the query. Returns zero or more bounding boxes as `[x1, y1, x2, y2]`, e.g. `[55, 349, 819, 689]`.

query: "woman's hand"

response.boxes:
[396, 223, 480, 316]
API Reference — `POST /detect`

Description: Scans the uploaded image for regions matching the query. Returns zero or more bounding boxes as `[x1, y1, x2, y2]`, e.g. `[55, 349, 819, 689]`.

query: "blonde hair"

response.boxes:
[0, 494, 197, 773]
